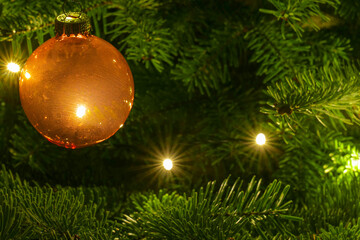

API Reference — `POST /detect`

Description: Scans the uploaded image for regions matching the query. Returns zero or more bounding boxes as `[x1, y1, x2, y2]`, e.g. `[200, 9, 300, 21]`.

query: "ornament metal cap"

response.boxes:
[55, 12, 90, 36]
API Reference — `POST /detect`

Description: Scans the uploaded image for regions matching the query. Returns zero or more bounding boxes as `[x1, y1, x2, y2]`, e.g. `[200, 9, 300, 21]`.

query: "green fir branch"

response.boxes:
[336, 0, 360, 20]
[319, 219, 360, 239]
[300, 174, 360, 234]
[0, 166, 115, 239]
[0, 188, 32, 240]
[0, 0, 111, 59]
[246, 22, 309, 83]
[260, 0, 339, 38]
[106, 0, 175, 72]
[264, 65, 360, 127]
[172, 24, 245, 95]
[116, 176, 301, 239]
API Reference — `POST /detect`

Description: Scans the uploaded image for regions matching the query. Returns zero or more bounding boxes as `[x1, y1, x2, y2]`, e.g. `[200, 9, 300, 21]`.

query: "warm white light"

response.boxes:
[7, 62, 20, 73]
[25, 72, 31, 79]
[256, 133, 266, 145]
[352, 159, 360, 169]
[76, 105, 86, 118]
[163, 158, 173, 170]
[346, 159, 360, 172]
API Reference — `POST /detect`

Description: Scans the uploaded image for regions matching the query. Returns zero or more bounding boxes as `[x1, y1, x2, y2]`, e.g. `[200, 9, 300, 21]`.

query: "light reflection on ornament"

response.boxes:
[25, 72, 31, 79]
[76, 105, 86, 118]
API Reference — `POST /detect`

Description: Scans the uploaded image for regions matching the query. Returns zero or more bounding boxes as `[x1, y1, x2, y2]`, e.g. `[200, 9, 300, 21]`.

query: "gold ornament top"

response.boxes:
[55, 12, 90, 36]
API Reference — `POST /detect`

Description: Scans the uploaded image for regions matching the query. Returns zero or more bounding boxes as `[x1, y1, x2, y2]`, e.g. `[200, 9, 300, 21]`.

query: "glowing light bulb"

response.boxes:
[163, 158, 173, 170]
[256, 133, 266, 145]
[7, 62, 20, 73]
[76, 105, 86, 118]
[345, 158, 360, 172]
[352, 159, 360, 170]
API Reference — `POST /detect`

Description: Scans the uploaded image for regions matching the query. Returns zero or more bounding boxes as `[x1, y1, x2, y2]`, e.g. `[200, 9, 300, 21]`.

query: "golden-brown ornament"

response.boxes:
[19, 12, 134, 148]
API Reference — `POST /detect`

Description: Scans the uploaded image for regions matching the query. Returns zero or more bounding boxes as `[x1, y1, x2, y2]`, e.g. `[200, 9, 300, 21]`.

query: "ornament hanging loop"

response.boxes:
[62, 0, 84, 16]
[56, 0, 90, 37]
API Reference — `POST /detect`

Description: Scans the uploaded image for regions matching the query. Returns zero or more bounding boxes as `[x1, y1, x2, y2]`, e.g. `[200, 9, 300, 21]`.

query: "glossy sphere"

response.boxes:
[19, 35, 134, 148]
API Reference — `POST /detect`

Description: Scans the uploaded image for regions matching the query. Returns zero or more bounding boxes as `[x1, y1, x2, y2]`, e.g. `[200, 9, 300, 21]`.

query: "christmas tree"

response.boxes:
[1, 0, 360, 239]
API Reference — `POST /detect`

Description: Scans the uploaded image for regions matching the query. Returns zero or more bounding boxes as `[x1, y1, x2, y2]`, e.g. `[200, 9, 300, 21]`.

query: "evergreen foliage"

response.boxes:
[117, 177, 300, 239]
[1, 0, 360, 239]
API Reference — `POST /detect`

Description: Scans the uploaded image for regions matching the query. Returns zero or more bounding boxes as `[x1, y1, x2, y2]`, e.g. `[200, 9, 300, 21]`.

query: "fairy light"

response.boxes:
[163, 158, 173, 170]
[256, 133, 266, 145]
[345, 158, 360, 172]
[352, 159, 360, 169]
[7, 62, 20, 73]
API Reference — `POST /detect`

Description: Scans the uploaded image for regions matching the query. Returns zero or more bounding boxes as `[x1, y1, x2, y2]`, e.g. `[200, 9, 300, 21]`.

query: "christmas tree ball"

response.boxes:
[19, 13, 134, 149]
